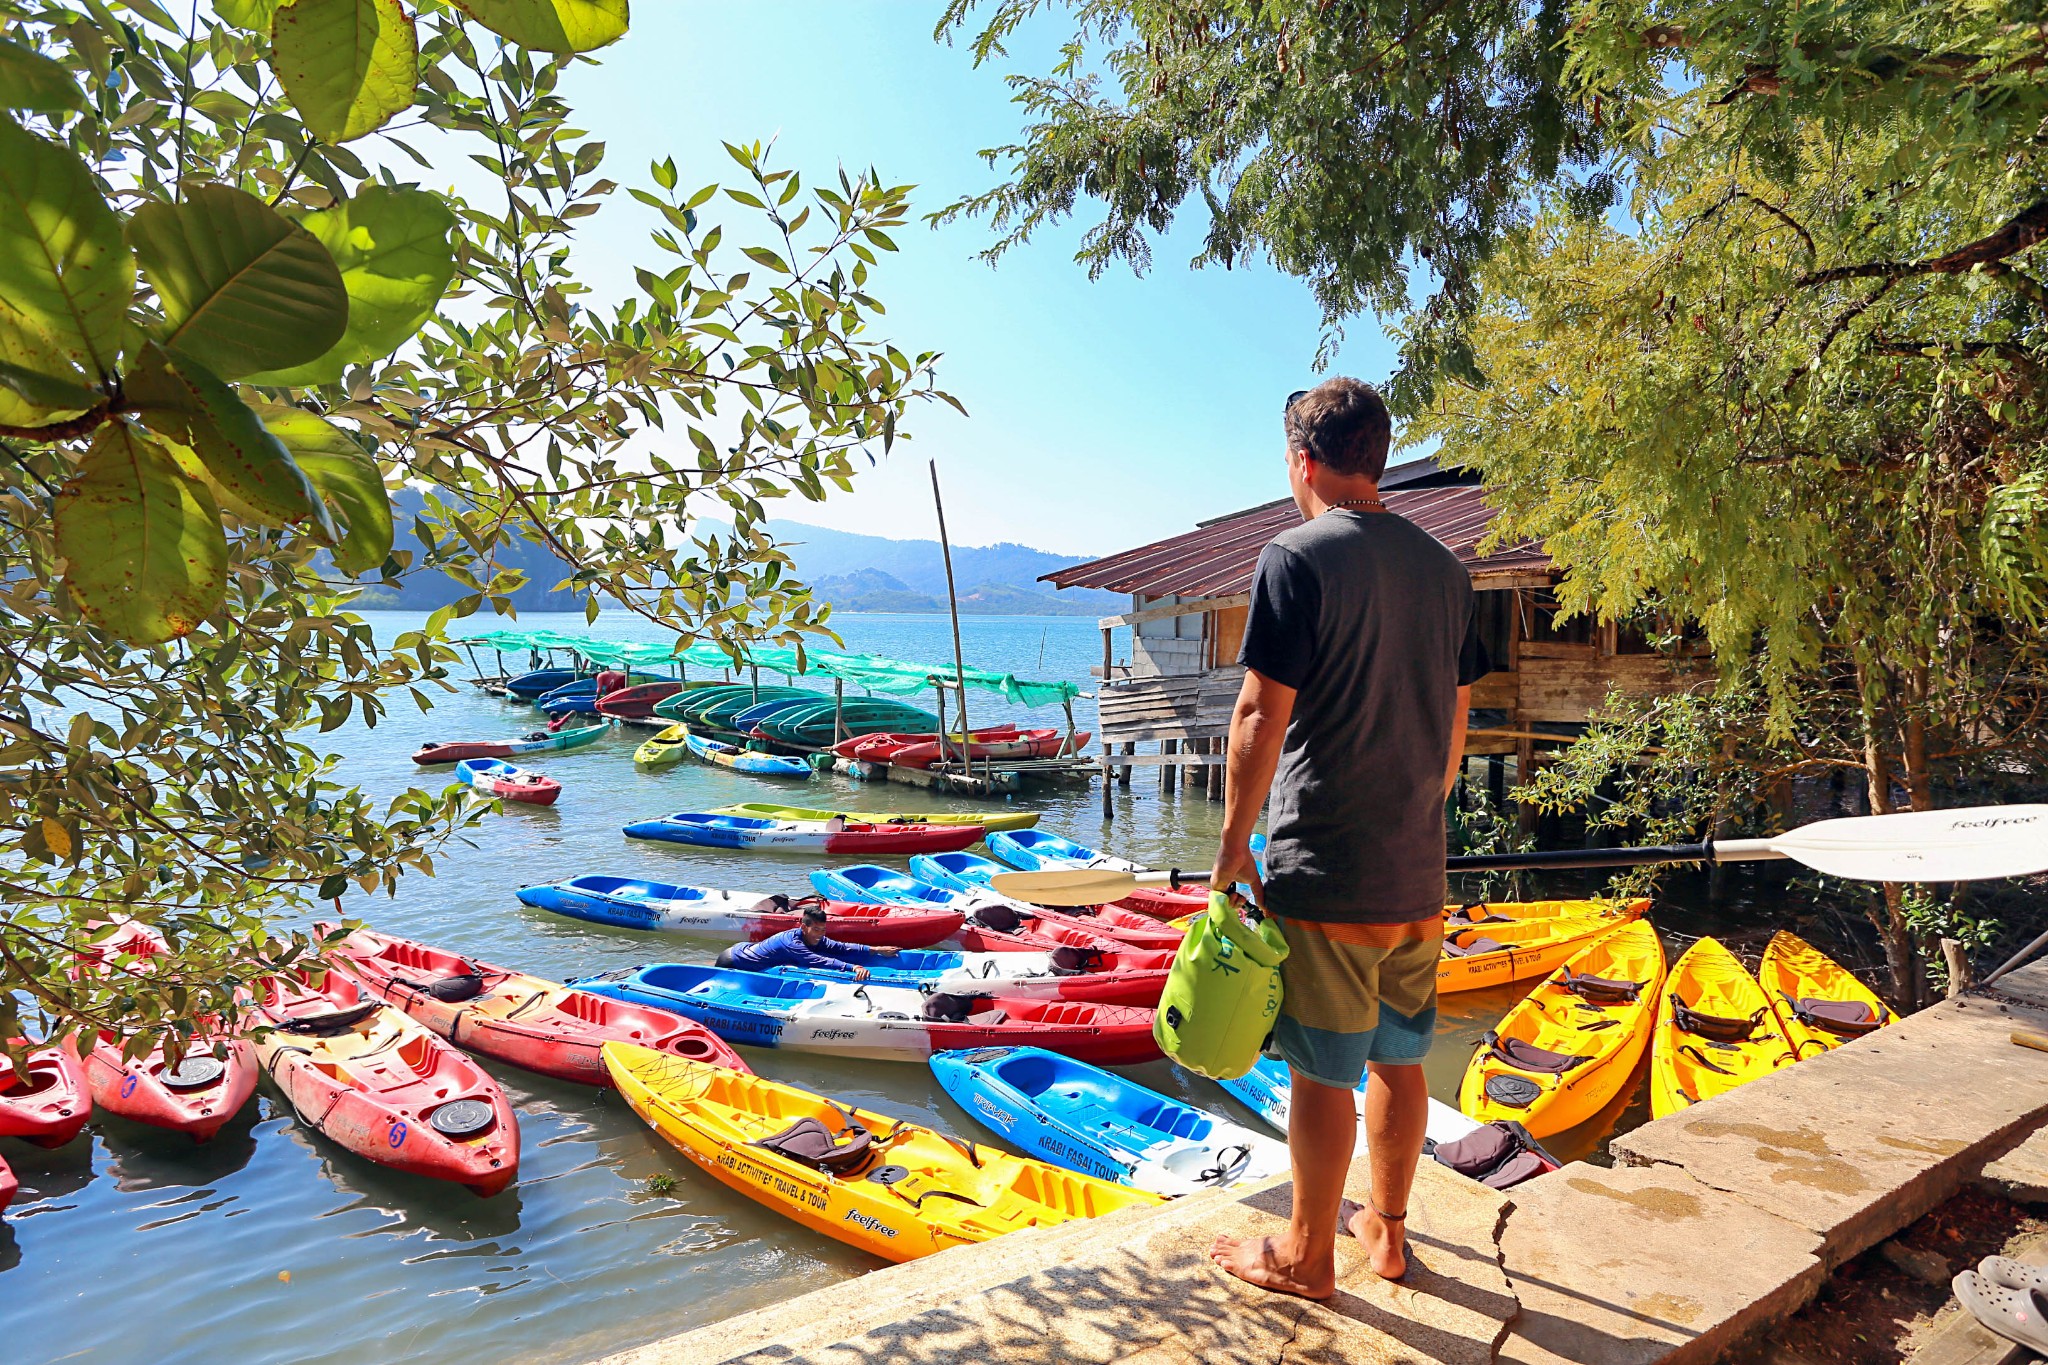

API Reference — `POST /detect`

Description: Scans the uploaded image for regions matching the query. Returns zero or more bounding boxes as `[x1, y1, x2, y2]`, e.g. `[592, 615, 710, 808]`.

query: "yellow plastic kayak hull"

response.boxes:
[1170, 897, 1646, 935]
[1459, 919, 1666, 1137]
[1759, 931, 1891, 1060]
[1439, 911, 1641, 994]
[634, 724, 691, 767]
[602, 1043, 1157, 1263]
[707, 803, 1039, 832]
[1650, 937, 1795, 1119]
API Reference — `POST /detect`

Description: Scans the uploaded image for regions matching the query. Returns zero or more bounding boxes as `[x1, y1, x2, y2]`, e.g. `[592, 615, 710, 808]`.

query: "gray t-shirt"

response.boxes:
[1239, 509, 1487, 925]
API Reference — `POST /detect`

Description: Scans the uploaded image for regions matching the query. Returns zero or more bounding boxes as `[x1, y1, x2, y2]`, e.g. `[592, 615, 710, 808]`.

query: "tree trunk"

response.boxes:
[1857, 660, 1921, 1009]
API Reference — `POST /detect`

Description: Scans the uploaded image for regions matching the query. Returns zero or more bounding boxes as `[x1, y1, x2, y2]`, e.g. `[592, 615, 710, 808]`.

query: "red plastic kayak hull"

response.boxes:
[83, 1033, 257, 1142]
[1114, 886, 1209, 919]
[319, 925, 749, 1084]
[594, 682, 685, 718]
[486, 774, 561, 805]
[413, 739, 517, 765]
[0, 1041, 91, 1148]
[0, 1152, 16, 1214]
[248, 975, 520, 1196]
[780, 900, 965, 948]
[818, 823, 985, 856]
[1033, 902, 1183, 952]
[931, 998, 1162, 1065]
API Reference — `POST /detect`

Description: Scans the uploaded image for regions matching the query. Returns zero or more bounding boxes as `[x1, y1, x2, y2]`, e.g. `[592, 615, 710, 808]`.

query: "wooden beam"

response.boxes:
[1099, 594, 1250, 630]
[1098, 752, 1229, 768]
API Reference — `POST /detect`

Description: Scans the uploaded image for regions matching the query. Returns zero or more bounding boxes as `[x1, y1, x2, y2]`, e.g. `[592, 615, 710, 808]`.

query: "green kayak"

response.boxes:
[706, 802, 1040, 832]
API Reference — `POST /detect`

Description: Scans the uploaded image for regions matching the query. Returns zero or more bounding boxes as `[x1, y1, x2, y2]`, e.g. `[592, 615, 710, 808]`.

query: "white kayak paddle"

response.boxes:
[986, 805, 2048, 907]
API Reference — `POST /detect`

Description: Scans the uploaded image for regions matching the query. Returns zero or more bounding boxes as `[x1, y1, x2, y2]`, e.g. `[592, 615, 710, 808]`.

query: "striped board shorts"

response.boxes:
[1269, 915, 1443, 1091]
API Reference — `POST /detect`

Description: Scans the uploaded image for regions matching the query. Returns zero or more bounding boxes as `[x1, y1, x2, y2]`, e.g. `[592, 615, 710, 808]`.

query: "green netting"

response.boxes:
[454, 630, 1079, 707]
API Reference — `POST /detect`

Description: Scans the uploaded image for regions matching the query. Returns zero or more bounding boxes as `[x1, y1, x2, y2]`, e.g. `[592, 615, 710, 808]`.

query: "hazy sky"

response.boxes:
[543, 2, 1400, 557]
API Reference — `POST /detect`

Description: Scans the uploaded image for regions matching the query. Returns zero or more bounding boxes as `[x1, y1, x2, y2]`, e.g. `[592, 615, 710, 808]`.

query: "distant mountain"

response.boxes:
[345, 502, 1122, 616]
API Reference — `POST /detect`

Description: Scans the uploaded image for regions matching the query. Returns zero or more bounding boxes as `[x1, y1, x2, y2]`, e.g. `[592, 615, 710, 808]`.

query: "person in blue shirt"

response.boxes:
[713, 904, 899, 980]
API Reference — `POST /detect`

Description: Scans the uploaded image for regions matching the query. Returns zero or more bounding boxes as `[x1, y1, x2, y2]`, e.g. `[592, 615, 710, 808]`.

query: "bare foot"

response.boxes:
[1342, 1199, 1409, 1281]
[1209, 1232, 1336, 1300]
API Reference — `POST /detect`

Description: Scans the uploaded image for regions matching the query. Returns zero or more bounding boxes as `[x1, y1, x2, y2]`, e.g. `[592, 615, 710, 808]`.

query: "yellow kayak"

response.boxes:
[602, 1043, 1159, 1262]
[633, 724, 691, 767]
[1651, 937, 1796, 1118]
[1759, 931, 1891, 1060]
[1444, 897, 1648, 930]
[1440, 911, 1640, 993]
[1459, 919, 1666, 1137]
[707, 803, 1039, 832]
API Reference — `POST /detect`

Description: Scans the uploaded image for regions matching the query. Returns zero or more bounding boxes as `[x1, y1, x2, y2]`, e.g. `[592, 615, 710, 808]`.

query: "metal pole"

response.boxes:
[834, 676, 845, 744]
[929, 461, 973, 774]
[750, 665, 760, 706]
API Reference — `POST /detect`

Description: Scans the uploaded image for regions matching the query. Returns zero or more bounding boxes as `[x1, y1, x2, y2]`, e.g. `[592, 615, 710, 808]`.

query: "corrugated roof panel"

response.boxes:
[1044, 486, 1550, 596]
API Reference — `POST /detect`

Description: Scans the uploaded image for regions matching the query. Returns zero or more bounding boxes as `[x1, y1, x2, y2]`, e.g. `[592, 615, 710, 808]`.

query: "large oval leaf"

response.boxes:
[56, 423, 227, 644]
[0, 35, 87, 113]
[128, 183, 348, 381]
[251, 401, 391, 573]
[244, 186, 457, 386]
[454, 0, 628, 53]
[126, 341, 327, 531]
[216, 0, 283, 31]
[0, 113, 132, 423]
[271, 0, 418, 144]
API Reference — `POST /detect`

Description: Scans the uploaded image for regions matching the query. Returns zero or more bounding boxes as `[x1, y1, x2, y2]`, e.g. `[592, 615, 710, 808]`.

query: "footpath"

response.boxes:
[595, 960, 2048, 1365]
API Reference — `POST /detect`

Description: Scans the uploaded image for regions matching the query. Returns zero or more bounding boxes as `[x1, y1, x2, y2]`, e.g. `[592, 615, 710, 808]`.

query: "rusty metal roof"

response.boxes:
[1043, 486, 1552, 597]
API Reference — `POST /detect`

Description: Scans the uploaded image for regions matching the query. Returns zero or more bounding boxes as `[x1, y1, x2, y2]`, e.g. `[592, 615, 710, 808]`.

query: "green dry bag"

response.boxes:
[1153, 891, 1290, 1080]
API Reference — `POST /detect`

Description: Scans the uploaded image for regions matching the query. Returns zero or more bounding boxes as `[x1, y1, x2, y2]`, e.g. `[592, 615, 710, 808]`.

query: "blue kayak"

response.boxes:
[503, 667, 581, 697]
[727, 695, 820, 731]
[625, 812, 789, 849]
[907, 850, 1009, 895]
[808, 864, 965, 908]
[686, 733, 813, 777]
[1218, 1056, 1484, 1151]
[931, 1046, 1287, 1196]
[515, 875, 788, 934]
[984, 830, 1143, 873]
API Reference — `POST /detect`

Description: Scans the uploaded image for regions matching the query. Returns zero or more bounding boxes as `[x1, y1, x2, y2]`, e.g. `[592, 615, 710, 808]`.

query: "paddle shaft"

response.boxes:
[1147, 838, 1784, 886]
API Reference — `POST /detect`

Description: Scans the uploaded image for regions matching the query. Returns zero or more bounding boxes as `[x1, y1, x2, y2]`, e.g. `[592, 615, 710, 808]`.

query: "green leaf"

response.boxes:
[251, 401, 391, 572]
[128, 183, 348, 381]
[271, 0, 418, 144]
[244, 186, 456, 386]
[453, 0, 628, 53]
[0, 36, 86, 113]
[316, 873, 349, 899]
[216, 0, 283, 29]
[0, 114, 134, 425]
[55, 423, 227, 644]
[0, 359, 99, 418]
[126, 342, 327, 531]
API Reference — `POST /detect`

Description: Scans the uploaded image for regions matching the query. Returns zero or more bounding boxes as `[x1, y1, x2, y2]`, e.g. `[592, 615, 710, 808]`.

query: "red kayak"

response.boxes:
[942, 901, 1131, 956]
[831, 727, 1018, 762]
[247, 972, 520, 1196]
[0, 1040, 91, 1147]
[72, 920, 259, 1142]
[414, 739, 518, 765]
[891, 729, 1091, 768]
[926, 997, 1161, 1065]
[0, 1152, 16, 1214]
[457, 758, 561, 806]
[1038, 899, 1182, 951]
[1115, 884, 1210, 919]
[317, 924, 747, 1084]
[595, 681, 685, 719]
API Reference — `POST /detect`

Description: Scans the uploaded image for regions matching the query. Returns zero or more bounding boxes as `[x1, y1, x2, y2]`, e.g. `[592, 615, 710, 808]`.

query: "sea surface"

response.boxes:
[1, 612, 1831, 1364]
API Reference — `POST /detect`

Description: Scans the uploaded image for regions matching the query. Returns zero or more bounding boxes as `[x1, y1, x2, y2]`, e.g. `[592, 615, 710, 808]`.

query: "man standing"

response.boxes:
[1209, 377, 1485, 1298]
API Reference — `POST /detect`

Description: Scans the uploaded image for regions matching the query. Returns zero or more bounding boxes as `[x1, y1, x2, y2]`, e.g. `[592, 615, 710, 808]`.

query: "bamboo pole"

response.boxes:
[929, 462, 976, 778]
[833, 676, 846, 744]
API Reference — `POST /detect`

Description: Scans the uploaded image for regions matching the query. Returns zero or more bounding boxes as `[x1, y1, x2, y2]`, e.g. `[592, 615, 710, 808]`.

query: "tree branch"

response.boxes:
[1797, 200, 2048, 294]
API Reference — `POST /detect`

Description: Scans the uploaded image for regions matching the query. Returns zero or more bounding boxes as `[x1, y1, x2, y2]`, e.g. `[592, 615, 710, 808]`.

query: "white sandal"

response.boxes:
[1955, 1269, 2048, 1353]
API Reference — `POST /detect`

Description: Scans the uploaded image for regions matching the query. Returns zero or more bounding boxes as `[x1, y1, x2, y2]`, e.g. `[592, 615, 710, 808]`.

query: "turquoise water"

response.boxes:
[2, 611, 1780, 1364]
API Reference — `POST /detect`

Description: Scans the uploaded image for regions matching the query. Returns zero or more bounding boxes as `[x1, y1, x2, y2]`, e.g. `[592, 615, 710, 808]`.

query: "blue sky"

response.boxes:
[545, 2, 1400, 557]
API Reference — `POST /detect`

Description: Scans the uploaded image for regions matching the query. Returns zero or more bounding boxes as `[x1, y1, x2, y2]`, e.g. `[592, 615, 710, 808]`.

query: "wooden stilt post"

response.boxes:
[749, 665, 760, 705]
[1101, 750, 1113, 820]
[1162, 738, 1178, 794]
[1061, 696, 1079, 757]
[1209, 737, 1225, 803]
[833, 677, 846, 744]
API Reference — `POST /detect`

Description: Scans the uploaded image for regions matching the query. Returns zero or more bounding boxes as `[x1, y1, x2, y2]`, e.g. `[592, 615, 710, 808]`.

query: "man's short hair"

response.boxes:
[801, 904, 829, 925]
[1284, 378, 1392, 480]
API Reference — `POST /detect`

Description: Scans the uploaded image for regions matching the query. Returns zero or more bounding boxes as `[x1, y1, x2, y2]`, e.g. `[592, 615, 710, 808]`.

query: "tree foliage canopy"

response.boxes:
[1, 0, 948, 1056]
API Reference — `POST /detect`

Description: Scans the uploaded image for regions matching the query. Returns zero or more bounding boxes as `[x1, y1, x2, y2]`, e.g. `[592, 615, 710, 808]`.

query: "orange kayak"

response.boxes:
[0, 1040, 90, 1148]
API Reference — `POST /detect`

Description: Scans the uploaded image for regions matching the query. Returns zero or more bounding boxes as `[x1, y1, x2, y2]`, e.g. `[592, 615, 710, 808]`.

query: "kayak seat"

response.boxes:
[1447, 905, 1512, 926]
[967, 904, 1024, 933]
[1562, 973, 1642, 1005]
[923, 993, 986, 1023]
[1485, 1033, 1590, 1075]
[396, 972, 485, 1004]
[277, 1000, 382, 1036]
[1050, 945, 1105, 974]
[1789, 995, 1886, 1036]
[1672, 997, 1766, 1043]
[752, 1116, 873, 1175]
[968, 1009, 1009, 1026]
[1432, 1120, 1557, 1191]
[1442, 937, 1506, 958]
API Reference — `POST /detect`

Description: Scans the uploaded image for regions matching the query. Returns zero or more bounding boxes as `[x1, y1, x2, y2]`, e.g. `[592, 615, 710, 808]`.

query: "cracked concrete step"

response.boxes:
[1496, 1161, 1827, 1365]
[594, 1155, 1516, 1365]
[1611, 984, 2048, 1271]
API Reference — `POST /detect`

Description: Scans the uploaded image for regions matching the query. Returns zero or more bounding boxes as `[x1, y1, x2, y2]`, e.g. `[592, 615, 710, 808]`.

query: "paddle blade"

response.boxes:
[986, 868, 1156, 906]
[1769, 805, 2048, 882]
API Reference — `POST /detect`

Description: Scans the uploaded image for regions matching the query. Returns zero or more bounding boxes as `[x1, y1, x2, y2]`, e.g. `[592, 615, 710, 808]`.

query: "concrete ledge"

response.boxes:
[1496, 1161, 1826, 1365]
[1611, 983, 2048, 1269]
[594, 1156, 1516, 1365]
